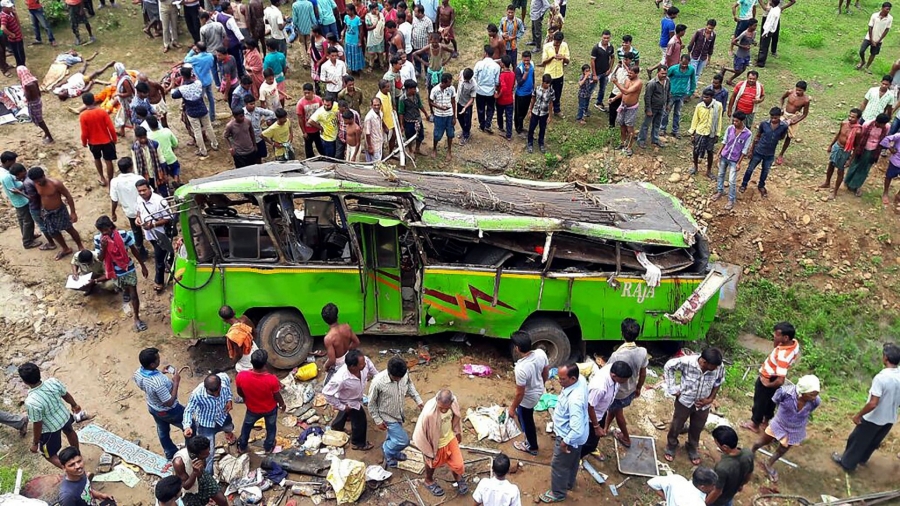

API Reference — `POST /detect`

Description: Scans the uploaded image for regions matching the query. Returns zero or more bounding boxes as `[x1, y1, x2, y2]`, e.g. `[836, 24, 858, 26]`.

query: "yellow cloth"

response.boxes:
[541, 41, 570, 79]
[225, 321, 254, 359]
[262, 120, 292, 157]
[326, 458, 366, 504]
[377, 91, 395, 130]
[689, 100, 724, 137]
[438, 410, 455, 448]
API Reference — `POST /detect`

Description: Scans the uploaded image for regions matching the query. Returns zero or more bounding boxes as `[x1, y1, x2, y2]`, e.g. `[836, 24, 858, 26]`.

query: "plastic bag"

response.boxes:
[326, 458, 366, 504]
[463, 364, 492, 377]
[322, 430, 349, 447]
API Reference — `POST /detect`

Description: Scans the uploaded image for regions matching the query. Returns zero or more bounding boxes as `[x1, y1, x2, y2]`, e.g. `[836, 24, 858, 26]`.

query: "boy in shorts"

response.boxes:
[724, 18, 757, 85]
[94, 215, 150, 332]
[18, 362, 86, 469]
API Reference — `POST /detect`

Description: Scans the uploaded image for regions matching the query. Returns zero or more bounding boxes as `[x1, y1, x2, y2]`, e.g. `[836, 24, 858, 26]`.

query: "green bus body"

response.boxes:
[170, 162, 725, 368]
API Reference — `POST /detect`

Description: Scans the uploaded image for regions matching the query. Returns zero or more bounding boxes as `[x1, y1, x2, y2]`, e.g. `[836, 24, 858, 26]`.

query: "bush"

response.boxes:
[799, 32, 824, 49]
[44, 0, 69, 26]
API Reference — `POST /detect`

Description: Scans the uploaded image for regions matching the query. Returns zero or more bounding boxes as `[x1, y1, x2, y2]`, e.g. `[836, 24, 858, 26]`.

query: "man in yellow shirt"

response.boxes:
[262, 108, 294, 160]
[688, 88, 725, 178]
[540, 31, 570, 116]
[376, 79, 396, 153]
[307, 93, 340, 158]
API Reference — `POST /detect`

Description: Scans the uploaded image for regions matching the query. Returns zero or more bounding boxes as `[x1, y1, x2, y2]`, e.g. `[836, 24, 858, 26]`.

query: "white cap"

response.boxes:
[796, 375, 821, 394]
[0, 1, 14, 8]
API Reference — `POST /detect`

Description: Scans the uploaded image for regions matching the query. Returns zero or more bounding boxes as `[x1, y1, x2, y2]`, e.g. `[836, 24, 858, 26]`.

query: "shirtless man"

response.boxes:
[387, 21, 405, 57]
[26, 167, 84, 260]
[138, 73, 170, 128]
[438, 0, 457, 57]
[822, 108, 862, 200]
[776, 80, 811, 165]
[322, 302, 360, 379]
[487, 23, 507, 61]
[612, 65, 643, 156]
[343, 111, 362, 161]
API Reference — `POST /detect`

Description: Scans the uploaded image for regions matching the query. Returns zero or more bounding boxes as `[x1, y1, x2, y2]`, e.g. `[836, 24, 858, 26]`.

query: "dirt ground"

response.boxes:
[2, 3, 900, 506]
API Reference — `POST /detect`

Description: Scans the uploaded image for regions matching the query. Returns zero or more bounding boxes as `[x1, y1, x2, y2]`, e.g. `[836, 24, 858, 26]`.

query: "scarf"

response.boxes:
[843, 122, 863, 152]
[226, 322, 254, 358]
[17, 66, 37, 87]
[854, 120, 888, 156]
[103, 230, 132, 280]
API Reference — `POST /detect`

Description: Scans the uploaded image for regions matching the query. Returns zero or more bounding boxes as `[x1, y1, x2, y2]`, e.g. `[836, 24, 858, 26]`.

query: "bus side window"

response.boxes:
[210, 224, 278, 262]
[189, 215, 214, 263]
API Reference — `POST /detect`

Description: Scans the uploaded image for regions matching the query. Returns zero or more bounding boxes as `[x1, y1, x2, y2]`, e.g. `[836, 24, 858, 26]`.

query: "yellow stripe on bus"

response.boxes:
[195, 267, 359, 274]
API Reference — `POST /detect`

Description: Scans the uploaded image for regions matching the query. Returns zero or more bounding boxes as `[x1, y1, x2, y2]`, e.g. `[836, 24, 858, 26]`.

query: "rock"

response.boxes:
[801, 214, 811, 225]
[701, 212, 713, 220]
[668, 173, 682, 183]
[864, 272, 873, 280]
[674, 167, 682, 173]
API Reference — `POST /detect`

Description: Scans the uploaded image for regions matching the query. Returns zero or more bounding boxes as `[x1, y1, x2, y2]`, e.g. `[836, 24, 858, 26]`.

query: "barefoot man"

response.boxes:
[343, 111, 362, 161]
[822, 108, 862, 200]
[138, 72, 170, 128]
[27, 167, 84, 260]
[776, 80, 811, 165]
[322, 302, 360, 381]
[611, 64, 643, 156]
[438, 0, 457, 57]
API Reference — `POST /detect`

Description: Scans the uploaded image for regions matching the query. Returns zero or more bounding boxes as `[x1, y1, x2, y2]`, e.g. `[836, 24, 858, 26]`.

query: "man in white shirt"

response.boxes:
[398, 11, 413, 54]
[135, 179, 173, 292]
[264, 0, 288, 55]
[364, 97, 385, 161]
[859, 2, 893, 72]
[399, 52, 416, 86]
[473, 44, 501, 133]
[110, 157, 149, 258]
[582, 361, 632, 457]
[506, 331, 549, 456]
[472, 453, 521, 506]
[320, 47, 348, 94]
[647, 467, 718, 506]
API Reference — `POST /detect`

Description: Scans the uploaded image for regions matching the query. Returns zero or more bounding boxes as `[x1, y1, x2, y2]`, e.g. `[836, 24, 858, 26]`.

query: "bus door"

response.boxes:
[359, 221, 404, 324]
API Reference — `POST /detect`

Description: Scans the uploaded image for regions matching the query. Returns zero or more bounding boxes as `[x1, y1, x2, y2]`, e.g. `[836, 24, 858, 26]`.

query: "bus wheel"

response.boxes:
[257, 310, 313, 369]
[520, 318, 572, 368]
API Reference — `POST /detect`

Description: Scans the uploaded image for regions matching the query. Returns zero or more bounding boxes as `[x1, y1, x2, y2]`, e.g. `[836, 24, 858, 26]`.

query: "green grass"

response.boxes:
[706, 278, 900, 418]
[0, 466, 27, 495]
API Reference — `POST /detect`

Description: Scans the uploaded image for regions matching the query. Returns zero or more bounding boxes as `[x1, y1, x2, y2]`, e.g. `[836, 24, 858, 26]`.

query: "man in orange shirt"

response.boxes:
[740, 322, 800, 434]
[79, 92, 118, 186]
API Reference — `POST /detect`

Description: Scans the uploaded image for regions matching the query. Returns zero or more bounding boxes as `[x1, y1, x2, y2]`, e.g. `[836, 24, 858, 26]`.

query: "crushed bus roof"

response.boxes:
[176, 160, 701, 248]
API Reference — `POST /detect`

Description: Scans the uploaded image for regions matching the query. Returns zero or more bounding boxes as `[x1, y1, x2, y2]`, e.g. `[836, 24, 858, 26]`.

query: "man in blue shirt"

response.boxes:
[1, 161, 42, 249]
[133, 347, 183, 459]
[646, 6, 679, 78]
[740, 106, 788, 197]
[182, 373, 235, 474]
[540, 364, 589, 503]
[184, 42, 217, 121]
[473, 44, 500, 134]
[662, 54, 696, 139]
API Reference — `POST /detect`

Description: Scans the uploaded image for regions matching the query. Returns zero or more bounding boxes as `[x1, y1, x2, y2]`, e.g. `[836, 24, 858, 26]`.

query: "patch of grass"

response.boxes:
[454, 0, 492, 23]
[546, 126, 619, 161]
[0, 466, 27, 495]
[799, 33, 825, 49]
[708, 278, 900, 392]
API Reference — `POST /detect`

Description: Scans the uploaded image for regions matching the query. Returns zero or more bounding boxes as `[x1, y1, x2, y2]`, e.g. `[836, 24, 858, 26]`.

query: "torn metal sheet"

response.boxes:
[614, 435, 659, 478]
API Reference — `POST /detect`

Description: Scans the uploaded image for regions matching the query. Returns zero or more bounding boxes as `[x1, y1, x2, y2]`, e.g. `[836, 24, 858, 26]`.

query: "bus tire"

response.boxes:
[520, 318, 572, 368]
[256, 310, 313, 369]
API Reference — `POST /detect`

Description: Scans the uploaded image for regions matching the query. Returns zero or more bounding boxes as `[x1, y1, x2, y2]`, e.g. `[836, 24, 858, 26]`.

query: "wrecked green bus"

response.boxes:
[170, 161, 730, 368]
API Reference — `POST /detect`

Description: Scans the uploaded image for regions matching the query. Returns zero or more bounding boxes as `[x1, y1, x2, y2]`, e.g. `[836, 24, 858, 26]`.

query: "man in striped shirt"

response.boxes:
[134, 347, 183, 460]
[663, 348, 725, 465]
[741, 322, 799, 434]
[18, 363, 85, 468]
[368, 356, 424, 468]
[182, 373, 235, 473]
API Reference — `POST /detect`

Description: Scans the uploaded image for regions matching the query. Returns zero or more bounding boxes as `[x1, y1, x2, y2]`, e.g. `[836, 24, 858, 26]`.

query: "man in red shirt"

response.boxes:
[79, 92, 118, 186]
[726, 70, 765, 131]
[1, 0, 26, 67]
[296, 83, 325, 158]
[235, 350, 285, 454]
[495, 54, 515, 141]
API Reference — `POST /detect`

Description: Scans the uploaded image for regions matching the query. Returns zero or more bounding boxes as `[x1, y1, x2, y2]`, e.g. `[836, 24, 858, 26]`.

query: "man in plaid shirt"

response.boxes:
[182, 373, 235, 473]
[663, 348, 725, 466]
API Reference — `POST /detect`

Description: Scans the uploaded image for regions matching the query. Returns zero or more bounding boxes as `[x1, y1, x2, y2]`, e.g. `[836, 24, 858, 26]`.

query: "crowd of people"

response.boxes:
[2, 312, 899, 505]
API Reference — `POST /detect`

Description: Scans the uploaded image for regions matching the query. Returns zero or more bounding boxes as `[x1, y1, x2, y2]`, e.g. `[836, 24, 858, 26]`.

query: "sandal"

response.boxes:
[689, 453, 702, 466]
[39, 242, 57, 251]
[613, 430, 631, 448]
[764, 463, 779, 482]
[664, 449, 675, 462]
[153, 284, 165, 294]
[538, 491, 565, 503]
[134, 320, 148, 332]
[739, 421, 759, 433]
[457, 480, 469, 495]
[396, 452, 408, 461]
[514, 440, 538, 456]
[424, 482, 444, 497]
[352, 442, 374, 451]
